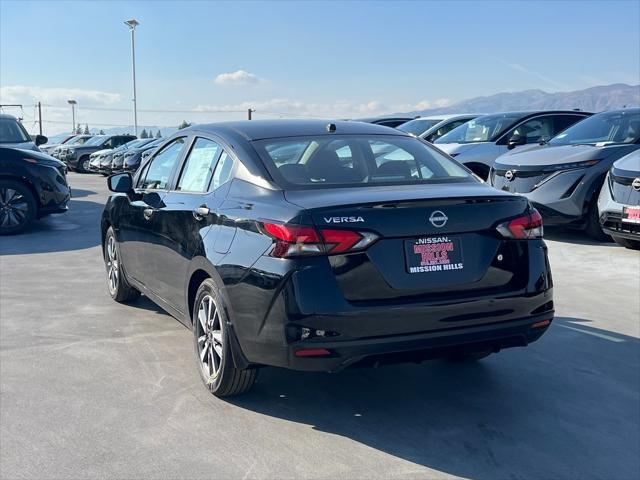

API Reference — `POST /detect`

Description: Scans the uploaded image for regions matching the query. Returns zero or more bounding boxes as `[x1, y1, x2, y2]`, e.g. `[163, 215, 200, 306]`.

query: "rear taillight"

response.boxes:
[497, 209, 543, 239]
[262, 222, 378, 258]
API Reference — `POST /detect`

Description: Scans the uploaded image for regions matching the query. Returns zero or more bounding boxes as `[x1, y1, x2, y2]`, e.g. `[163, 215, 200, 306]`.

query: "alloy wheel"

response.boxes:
[195, 295, 223, 383]
[106, 235, 119, 294]
[0, 187, 29, 228]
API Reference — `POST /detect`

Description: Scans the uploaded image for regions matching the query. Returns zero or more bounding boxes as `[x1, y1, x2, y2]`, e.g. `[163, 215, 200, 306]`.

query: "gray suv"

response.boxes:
[60, 134, 136, 172]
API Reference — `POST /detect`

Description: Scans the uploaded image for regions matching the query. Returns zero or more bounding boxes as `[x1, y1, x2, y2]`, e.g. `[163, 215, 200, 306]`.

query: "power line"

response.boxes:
[41, 119, 133, 127]
[40, 103, 247, 114]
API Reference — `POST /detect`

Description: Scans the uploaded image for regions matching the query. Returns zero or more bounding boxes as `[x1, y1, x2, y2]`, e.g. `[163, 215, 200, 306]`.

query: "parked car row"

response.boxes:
[86, 137, 162, 175]
[380, 108, 639, 245]
[49, 134, 94, 158]
[58, 134, 137, 172]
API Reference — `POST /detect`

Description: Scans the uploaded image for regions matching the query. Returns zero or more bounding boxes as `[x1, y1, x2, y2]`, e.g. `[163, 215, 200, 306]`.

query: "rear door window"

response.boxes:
[176, 138, 221, 192]
[210, 151, 234, 190]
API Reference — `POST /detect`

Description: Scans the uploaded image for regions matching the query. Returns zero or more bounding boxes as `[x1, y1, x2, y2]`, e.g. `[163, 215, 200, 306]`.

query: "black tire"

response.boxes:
[585, 199, 612, 242]
[192, 278, 257, 397]
[612, 235, 640, 250]
[76, 156, 90, 173]
[0, 179, 37, 235]
[104, 227, 140, 302]
[447, 350, 493, 362]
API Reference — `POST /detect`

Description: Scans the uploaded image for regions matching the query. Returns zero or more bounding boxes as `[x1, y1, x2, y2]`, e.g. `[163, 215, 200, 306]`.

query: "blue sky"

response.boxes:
[1, 0, 639, 134]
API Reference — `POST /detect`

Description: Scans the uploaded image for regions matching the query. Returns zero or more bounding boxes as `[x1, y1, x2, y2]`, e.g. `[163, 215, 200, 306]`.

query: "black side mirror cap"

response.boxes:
[107, 172, 133, 193]
[35, 135, 48, 146]
[507, 136, 527, 150]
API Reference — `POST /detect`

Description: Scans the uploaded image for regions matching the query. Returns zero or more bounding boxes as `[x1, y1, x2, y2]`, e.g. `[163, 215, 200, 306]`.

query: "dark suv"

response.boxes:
[61, 134, 136, 172]
[102, 120, 553, 397]
[0, 114, 47, 151]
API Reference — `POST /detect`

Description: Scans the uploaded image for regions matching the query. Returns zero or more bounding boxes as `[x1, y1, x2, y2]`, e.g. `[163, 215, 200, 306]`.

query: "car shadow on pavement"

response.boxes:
[70, 188, 97, 198]
[0, 198, 103, 255]
[544, 226, 617, 247]
[229, 316, 639, 479]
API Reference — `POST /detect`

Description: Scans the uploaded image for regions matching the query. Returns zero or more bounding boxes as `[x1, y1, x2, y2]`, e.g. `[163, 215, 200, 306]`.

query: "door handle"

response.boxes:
[143, 208, 154, 220]
[193, 205, 210, 220]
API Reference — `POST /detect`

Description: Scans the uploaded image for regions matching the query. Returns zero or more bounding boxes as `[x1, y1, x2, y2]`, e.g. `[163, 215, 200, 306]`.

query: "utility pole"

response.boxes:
[124, 19, 140, 136]
[67, 100, 77, 133]
[247, 108, 254, 120]
[37, 102, 43, 135]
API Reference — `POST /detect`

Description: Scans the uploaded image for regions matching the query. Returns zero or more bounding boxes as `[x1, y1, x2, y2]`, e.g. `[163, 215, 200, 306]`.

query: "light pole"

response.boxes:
[67, 99, 77, 133]
[124, 19, 140, 136]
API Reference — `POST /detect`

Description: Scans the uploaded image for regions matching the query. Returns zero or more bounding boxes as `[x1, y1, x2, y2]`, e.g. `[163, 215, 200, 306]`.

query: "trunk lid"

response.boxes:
[285, 183, 530, 303]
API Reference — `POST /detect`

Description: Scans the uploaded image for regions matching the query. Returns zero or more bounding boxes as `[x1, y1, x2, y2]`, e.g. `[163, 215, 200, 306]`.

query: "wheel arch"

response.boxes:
[186, 257, 251, 370]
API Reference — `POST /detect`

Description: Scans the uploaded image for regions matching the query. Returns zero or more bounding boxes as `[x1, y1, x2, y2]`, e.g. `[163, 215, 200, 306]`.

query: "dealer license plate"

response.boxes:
[404, 236, 464, 274]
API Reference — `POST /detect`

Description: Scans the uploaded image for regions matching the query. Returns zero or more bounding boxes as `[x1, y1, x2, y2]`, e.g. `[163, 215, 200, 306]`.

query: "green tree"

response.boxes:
[98, 129, 105, 135]
[83, 124, 90, 135]
[140, 129, 148, 139]
[178, 120, 191, 130]
[75, 124, 82, 134]
[156, 130, 162, 138]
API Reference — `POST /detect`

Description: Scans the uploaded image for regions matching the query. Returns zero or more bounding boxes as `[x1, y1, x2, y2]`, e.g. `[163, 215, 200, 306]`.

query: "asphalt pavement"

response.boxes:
[0, 172, 638, 480]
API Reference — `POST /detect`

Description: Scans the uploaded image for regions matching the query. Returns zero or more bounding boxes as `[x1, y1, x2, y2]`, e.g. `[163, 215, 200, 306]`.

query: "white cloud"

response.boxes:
[0, 85, 122, 105]
[214, 70, 262, 85]
[194, 97, 452, 118]
[498, 60, 572, 91]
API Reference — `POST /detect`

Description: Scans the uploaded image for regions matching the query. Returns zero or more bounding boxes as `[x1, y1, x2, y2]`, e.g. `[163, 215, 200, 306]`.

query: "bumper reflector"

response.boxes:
[531, 319, 552, 329]
[294, 348, 332, 357]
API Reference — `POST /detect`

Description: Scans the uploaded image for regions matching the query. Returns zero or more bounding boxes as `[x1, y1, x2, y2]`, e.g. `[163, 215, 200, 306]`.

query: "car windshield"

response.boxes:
[83, 136, 107, 146]
[0, 118, 31, 143]
[254, 135, 472, 189]
[66, 135, 88, 145]
[435, 114, 524, 144]
[549, 110, 640, 146]
[123, 139, 144, 149]
[47, 134, 70, 144]
[397, 119, 442, 136]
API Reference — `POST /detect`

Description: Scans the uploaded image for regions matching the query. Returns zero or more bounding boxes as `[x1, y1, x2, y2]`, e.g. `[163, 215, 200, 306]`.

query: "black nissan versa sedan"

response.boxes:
[102, 120, 554, 397]
[0, 146, 70, 234]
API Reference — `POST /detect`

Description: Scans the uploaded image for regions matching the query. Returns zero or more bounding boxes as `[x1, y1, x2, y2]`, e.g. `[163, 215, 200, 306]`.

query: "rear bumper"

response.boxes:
[240, 311, 553, 372]
[234, 276, 554, 371]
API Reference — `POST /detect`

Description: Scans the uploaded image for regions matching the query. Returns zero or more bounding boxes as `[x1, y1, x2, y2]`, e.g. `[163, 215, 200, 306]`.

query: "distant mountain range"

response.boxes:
[91, 83, 639, 135]
[399, 83, 639, 117]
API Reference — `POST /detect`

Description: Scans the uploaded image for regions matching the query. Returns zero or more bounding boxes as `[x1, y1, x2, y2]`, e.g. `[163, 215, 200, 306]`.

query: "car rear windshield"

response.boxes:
[549, 110, 640, 146]
[435, 114, 524, 144]
[0, 118, 31, 143]
[397, 119, 442, 136]
[253, 135, 472, 189]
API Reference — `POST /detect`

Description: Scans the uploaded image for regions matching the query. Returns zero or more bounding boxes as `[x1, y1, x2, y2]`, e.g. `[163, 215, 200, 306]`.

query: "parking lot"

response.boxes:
[0, 172, 638, 479]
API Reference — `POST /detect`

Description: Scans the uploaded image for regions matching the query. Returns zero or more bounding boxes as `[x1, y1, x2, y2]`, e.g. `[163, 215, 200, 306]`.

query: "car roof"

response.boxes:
[0, 113, 18, 120]
[354, 116, 414, 123]
[413, 114, 479, 121]
[476, 110, 591, 119]
[186, 119, 410, 141]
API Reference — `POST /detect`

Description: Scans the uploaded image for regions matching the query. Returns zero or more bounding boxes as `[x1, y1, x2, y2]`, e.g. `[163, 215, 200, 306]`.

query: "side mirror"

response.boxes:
[507, 135, 526, 150]
[107, 172, 133, 193]
[35, 134, 48, 146]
